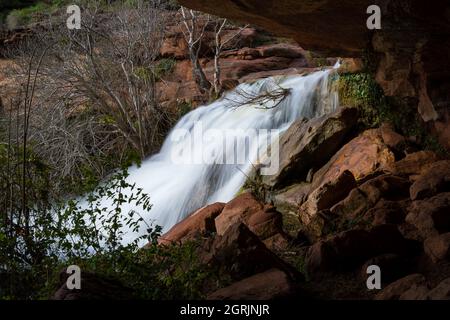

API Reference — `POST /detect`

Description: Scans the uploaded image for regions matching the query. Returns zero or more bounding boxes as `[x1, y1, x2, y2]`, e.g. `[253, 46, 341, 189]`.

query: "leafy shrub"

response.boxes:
[0, 159, 215, 299]
[336, 72, 447, 156]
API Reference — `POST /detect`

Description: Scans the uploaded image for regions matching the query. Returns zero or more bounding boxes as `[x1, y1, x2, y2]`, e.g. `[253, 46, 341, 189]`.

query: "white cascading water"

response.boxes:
[102, 65, 339, 243]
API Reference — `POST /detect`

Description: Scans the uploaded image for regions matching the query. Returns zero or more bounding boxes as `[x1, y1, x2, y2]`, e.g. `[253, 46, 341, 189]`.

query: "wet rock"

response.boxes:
[410, 160, 450, 200]
[159, 203, 225, 245]
[263, 106, 358, 189]
[207, 268, 296, 300]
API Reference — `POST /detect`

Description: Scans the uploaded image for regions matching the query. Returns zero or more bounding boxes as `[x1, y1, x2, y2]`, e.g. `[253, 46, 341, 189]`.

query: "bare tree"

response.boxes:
[211, 18, 248, 96]
[34, 0, 175, 161]
[3, 0, 177, 190]
[179, 7, 248, 98]
[179, 7, 211, 95]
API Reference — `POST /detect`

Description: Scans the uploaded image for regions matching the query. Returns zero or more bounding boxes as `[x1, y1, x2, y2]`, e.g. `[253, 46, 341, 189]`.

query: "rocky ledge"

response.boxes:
[178, 0, 450, 152]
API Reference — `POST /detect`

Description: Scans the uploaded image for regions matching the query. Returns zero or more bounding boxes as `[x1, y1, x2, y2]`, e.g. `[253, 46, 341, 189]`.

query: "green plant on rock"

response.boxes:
[336, 72, 387, 128]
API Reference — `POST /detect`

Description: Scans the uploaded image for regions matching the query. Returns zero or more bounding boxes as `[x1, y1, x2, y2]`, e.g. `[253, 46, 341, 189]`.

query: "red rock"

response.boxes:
[299, 170, 356, 240]
[379, 123, 406, 149]
[424, 233, 450, 263]
[410, 160, 450, 200]
[159, 203, 225, 245]
[262, 233, 290, 252]
[312, 128, 396, 188]
[305, 224, 416, 275]
[263, 107, 358, 188]
[330, 174, 411, 222]
[337, 58, 364, 74]
[299, 170, 356, 227]
[385, 150, 439, 178]
[211, 223, 297, 280]
[406, 192, 450, 239]
[364, 199, 409, 226]
[305, 240, 338, 275]
[215, 192, 284, 241]
[207, 268, 295, 300]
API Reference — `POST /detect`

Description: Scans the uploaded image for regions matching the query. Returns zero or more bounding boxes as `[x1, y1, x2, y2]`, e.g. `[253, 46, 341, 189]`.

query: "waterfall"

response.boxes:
[101, 66, 339, 243]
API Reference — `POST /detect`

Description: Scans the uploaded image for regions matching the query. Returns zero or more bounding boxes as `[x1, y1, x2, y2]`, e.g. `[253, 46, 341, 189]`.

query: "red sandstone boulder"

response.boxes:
[215, 192, 284, 241]
[405, 192, 450, 240]
[263, 107, 359, 189]
[385, 150, 439, 178]
[210, 223, 298, 281]
[298, 170, 356, 240]
[330, 174, 411, 222]
[312, 128, 396, 189]
[159, 203, 225, 245]
[305, 224, 417, 276]
[207, 268, 296, 300]
[410, 160, 450, 200]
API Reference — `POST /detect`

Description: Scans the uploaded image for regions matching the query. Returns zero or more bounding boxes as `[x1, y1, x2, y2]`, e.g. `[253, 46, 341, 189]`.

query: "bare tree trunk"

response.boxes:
[190, 49, 211, 94]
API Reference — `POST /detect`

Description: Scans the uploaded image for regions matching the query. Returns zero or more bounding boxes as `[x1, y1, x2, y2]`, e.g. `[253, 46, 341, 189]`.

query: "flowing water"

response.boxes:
[100, 65, 340, 243]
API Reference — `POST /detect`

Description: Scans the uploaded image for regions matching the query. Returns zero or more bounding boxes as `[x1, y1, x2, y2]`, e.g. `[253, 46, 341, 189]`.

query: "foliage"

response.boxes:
[336, 72, 448, 156]
[0, 158, 214, 299]
[336, 72, 387, 128]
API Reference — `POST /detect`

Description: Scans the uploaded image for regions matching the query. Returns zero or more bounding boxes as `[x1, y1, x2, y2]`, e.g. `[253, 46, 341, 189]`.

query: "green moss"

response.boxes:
[335, 72, 448, 156]
[336, 72, 387, 128]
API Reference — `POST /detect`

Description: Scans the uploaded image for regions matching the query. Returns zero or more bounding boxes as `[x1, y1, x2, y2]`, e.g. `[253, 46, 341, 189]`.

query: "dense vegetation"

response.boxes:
[0, 0, 221, 299]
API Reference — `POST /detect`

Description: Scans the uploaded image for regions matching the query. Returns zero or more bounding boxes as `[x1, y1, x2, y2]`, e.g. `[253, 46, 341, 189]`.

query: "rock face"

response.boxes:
[158, 30, 312, 106]
[152, 119, 450, 300]
[311, 128, 396, 188]
[263, 107, 358, 189]
[178, 0, 450, 151]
